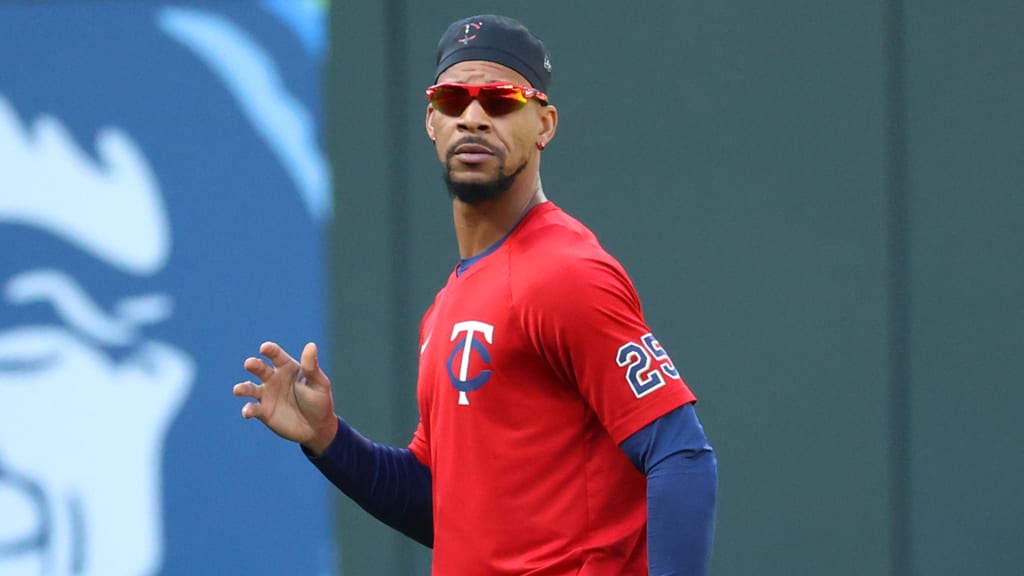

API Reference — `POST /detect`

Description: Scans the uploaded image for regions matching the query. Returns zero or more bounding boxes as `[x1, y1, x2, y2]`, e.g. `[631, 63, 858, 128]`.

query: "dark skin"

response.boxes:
[426, 61, 558, 259]
[234, 60, 558, 455]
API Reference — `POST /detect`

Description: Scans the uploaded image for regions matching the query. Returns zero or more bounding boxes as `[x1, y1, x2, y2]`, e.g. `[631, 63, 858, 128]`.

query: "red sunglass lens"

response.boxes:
[477, 88, 526, 116]
[430, 85, 472, 116]
[429, 85, 528, 117]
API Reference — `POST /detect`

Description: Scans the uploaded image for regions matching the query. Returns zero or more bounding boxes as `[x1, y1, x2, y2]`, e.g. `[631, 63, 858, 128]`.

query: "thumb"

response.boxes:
[300, 341, 324, 386]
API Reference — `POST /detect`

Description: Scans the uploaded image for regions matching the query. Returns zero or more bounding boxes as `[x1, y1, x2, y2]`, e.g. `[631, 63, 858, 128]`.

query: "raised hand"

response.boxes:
[233, 341, 339, 455]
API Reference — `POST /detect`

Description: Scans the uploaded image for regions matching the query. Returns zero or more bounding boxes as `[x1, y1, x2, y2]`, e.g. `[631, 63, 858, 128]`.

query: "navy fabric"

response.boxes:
[620, 404, 718, 575]
[456, 228, 510, 275]
[305, 417, 433, 547]
[308, 404, 717, 571]
[435, 14, 552, 91]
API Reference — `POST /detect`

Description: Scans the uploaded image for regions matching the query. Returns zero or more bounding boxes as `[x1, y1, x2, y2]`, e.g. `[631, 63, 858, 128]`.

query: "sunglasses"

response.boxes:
[425, 82, 549, 117]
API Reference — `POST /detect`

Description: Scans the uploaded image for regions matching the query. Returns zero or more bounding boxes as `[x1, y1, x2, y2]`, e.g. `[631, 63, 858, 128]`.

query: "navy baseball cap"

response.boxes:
[435, 15, 552, 92]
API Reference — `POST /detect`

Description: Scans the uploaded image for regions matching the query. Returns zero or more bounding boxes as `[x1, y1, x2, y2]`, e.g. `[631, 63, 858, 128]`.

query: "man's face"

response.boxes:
[426, 61, 549, 203]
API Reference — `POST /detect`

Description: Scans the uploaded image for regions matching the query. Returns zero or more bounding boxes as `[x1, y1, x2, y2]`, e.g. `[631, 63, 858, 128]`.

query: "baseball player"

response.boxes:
[235, 14, 717, 575]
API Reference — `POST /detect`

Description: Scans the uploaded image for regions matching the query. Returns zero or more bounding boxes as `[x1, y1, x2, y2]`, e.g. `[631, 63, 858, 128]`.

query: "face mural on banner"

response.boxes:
[0, 2, 332, 575]
[0, 94, 191, 575]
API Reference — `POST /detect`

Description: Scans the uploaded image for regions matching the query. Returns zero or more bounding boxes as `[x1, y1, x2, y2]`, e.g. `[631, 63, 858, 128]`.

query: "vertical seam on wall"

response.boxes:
[385, 0, 411, 390]
[384, 1, 415, 573]
[884, 0, 911, 574]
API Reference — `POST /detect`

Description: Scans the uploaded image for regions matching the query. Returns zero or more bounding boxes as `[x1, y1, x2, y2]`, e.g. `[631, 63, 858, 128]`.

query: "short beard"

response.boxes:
[443, 161, 527, 204]
[443, 143, 528, 205]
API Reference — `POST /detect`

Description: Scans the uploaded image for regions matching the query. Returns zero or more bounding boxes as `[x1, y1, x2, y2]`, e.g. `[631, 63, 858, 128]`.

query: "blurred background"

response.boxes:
[2, 1, 1022, 575]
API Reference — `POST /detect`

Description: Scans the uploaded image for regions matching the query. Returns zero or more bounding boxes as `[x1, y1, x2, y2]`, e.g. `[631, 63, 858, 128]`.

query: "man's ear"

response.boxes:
[425, 104, 436, 141]
[538, 104, 558, 149]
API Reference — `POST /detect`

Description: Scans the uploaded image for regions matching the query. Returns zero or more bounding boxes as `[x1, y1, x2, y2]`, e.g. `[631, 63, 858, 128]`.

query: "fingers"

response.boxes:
[243, 356, 274, 381]
[232, 380, 262, 400]
[259, 341, 296, 368]
[240, 401, 264, 420]
[237, 341, 323, 425]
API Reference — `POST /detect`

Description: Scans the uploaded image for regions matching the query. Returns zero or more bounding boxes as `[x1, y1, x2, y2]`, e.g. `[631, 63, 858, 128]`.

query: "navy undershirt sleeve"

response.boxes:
[620, 403, 718, 576]
[303, 416, 433, 547]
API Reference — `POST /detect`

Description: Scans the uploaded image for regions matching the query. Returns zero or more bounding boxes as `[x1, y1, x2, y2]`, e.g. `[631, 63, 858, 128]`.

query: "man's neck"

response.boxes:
[452, 176, 547, 259]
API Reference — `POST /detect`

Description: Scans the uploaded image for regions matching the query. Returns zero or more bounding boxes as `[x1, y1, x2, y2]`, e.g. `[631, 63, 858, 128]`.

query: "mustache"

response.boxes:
[445, 136, 499, 161]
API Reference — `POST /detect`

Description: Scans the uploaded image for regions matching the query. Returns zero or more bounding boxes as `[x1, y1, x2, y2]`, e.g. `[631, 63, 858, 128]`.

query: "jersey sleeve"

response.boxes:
[516, 248, 696, 444]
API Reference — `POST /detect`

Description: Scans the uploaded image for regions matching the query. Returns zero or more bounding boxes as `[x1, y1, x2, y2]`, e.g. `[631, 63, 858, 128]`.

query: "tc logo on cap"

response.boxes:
[458, 21, 483, 44]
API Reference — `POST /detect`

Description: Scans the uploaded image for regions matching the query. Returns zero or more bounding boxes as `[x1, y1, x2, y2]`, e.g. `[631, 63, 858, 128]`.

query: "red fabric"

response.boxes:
[409, 202, 695, 575]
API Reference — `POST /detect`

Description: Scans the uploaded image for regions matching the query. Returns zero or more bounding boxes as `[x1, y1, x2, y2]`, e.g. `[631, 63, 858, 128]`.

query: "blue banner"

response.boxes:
[0, 1, 333, 574]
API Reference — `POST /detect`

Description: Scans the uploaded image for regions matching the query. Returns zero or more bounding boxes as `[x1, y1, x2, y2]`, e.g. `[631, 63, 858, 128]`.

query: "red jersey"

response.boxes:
[408, 202, 696, 575]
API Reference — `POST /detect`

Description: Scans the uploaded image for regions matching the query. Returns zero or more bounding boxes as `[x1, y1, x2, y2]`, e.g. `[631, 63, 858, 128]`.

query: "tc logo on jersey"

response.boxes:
[446, 320, 494, 405]
[616, 332, 682, 398]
